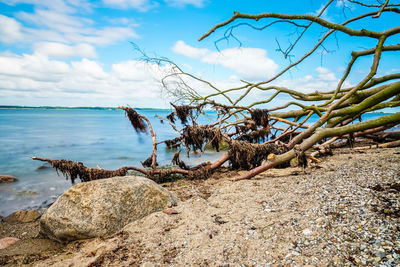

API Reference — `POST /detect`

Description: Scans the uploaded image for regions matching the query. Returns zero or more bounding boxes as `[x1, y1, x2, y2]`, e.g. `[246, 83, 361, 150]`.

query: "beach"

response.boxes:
[1, 146, 399, 266]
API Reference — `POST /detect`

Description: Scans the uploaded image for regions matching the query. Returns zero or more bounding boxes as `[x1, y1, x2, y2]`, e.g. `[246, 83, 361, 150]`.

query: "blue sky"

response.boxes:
[0, 0, 398, 108]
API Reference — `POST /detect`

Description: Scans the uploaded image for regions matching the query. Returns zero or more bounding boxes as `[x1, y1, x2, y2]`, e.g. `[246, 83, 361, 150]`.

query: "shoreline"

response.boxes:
[1, 146, 399, 266]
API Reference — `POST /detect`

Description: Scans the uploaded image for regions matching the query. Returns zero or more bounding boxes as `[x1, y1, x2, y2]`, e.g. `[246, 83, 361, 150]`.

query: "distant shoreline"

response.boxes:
[0, 106, 392, 114]
[0, 106, 169, 111]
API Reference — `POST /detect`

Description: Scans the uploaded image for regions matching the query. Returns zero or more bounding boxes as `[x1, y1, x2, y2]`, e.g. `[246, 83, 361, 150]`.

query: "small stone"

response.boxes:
[163, 208, 179, 215]
[373, 257, 381, 263]
[302, 228, 312, 235]
[0, 237, 20, 250]
[141, 262, 155, 267]
[0, 175, 18, 183]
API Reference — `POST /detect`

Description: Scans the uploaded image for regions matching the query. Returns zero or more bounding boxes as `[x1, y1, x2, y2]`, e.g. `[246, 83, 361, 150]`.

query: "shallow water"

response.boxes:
[0, 108, 222, 216]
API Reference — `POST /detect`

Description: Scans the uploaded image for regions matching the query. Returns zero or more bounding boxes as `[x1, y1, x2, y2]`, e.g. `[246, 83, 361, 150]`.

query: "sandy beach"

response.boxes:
[1, 146, 399, 266]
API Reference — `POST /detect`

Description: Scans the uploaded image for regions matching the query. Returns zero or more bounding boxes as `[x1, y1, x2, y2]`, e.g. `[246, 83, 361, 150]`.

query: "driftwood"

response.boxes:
[354, 140, 400, 150]
[32, 1, 400, 184]
[31, 157, 146, 183]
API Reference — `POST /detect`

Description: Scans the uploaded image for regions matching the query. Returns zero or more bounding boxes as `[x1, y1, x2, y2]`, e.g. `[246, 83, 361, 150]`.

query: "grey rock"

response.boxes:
[0, 175, 18, 184]
[40, 176, 179, 242]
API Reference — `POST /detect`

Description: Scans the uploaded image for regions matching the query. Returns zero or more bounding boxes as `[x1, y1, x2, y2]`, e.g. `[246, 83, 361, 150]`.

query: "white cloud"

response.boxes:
[316, 66, 337, 81]
[0, 2, 139, 46]
[0, 0, 93, 13]
[0, 15, 23, 44]
[0, 53, 173, 107]
[172, 40, 209, 58]
[15, 9, 139, 45]
[203, 48, 278, 81]
[103, 0, 206, 10]
[275, 67, 347, 94]
[165, 0, 207, 8]
[172, 41, 278, 81]
[0, 53, 70, 82]
[0, 50, 351, 108]
[17, 9, 88, 29]
[34, 42, 97, 58]
[103, 0, 157, 11]
[71, 59, 108, 79]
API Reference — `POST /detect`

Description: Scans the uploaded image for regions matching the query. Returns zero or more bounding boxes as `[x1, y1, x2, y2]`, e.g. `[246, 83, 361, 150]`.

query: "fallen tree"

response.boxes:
[33, 0, 400, 183]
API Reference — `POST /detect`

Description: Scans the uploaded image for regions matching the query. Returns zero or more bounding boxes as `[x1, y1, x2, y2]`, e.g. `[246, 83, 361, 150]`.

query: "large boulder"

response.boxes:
[40, 176, 179, 242]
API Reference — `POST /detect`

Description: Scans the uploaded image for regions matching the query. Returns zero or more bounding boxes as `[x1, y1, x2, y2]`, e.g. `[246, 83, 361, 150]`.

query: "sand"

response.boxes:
[0, 147, 399, 266]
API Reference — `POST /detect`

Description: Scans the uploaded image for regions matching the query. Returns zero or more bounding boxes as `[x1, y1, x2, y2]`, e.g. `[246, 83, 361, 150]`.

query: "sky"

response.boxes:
[0, 0, 399, 108]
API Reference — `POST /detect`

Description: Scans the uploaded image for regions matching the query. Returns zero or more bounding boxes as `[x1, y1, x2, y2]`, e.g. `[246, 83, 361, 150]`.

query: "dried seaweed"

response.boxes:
[166, 113, 176, 124]
[171, 151, 189, 170]
[348, 133, 355, 148]
[174, 105, 192, 125]
[183, 125, 222, 152]
[294, 145, 307, 168]
[141, 155, 157, 168]
[279, 132, 299, 143]
[169, 102, 208, 125]
[188, 166, 212, 180]
[238, 128, 270, 143]
[165, 137, 183, 149]
[229, 140, 288, 170]
[49, 159, 128, 183]
[235, 121, 257, 135]
[251, 109, 269, 128]
[121, 107, 147, 133]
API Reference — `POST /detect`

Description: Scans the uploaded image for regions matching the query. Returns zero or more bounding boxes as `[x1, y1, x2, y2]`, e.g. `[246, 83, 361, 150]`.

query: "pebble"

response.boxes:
[0, 175, 18, 183]
[374, 257, 381, 263]
[141, 262, 155, 267]
[302, 229, 312, 235]
[0, 237, 20, 250]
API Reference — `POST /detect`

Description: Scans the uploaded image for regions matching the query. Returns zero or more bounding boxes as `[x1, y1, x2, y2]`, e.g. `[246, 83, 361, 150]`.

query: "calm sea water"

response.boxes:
[0, 109, 391, 216]
[0, 108, 222, 216]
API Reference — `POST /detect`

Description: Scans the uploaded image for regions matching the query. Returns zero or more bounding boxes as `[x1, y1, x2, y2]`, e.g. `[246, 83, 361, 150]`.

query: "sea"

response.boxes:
[0, 108, 394, 216]
[0, 108, 223, 216]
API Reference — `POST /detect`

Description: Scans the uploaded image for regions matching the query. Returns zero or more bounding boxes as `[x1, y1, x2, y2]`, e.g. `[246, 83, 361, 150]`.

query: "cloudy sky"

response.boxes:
[0, 0, 398, 108]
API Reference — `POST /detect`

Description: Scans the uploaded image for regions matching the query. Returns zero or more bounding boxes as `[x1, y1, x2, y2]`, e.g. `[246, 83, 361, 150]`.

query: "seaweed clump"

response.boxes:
[183, 125, 223, 152]
[120, 107, 147, 133]
[238, 128, 270, 143]
[251, 109, 269, 128]
[50, 159, 128, 183]
[166, 113, 176, 124]
[170, 104, 193, 125]
[171, 151, 189, 170]
[165, 136, 183, 149]
[141, 155, 158, 168]
[229, 140, 288, 170]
